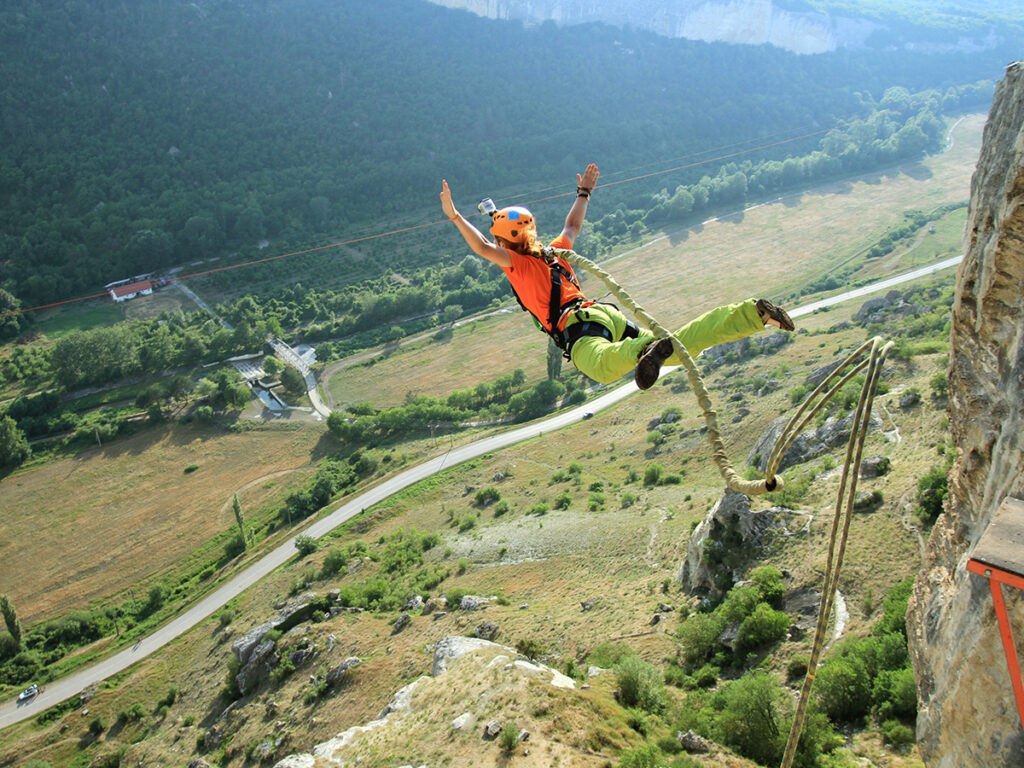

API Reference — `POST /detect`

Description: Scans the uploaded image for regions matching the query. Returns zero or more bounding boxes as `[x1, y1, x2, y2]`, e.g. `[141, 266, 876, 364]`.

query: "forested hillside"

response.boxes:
[0, 0, 1012, 312]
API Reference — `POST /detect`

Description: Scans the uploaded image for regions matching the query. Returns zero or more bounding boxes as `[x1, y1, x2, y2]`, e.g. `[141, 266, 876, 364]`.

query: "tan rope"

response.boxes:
[779, 337, 892, 768]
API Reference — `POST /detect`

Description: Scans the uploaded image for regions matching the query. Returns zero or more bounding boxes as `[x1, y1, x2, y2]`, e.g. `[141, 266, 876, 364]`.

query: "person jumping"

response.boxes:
[439, 163, 794, 390]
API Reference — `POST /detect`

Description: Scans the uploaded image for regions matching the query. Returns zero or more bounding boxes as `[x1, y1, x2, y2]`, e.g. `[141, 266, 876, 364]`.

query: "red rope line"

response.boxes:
[1, 126, 830, 319]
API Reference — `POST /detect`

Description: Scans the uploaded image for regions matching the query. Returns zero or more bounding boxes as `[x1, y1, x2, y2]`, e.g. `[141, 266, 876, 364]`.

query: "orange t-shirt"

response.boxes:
[500, 235, 586, 332]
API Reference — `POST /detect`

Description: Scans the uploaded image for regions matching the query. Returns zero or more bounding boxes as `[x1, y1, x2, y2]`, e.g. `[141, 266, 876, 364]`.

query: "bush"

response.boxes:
[117, 702, 147, 723]
[750, 565, 785, 607]
[474, 487, 501, 506]
[815, 657, 872, 721]
[493, 499, 510, 517]
[711, 672, 785, 766]
[643, 463, 664, 486]
[625, 707, 650, 735]
[915, 466, 948, 523]
[515, 638, 545, 660]
[320, 547, 348, 577]
[873, 667, 917, 720]
[218, 608, 234, 628]
[880, 718, 915, 746]
[294, 535, 319, 556]
[677, 612, 725, 668]
[615, 655, 665, 714]
[616, 745, 660, 768]
[458, 512, 478, 531]
[736, 603, 790, 652]
[88, 716, 106, 735]
[499, 722, 519, 752]
[553, 491, 572, 510]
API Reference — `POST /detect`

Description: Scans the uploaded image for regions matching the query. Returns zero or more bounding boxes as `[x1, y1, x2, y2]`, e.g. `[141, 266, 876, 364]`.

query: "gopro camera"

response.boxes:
[477, 197, 497, 217]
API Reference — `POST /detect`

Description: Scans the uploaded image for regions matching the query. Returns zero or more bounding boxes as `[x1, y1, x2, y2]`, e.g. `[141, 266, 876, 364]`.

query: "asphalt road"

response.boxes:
[0, 254, 962, 731]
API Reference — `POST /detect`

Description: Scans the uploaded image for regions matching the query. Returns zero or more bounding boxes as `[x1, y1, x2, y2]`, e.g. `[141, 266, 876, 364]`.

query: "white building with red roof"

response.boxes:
[109, 280, 153, 302]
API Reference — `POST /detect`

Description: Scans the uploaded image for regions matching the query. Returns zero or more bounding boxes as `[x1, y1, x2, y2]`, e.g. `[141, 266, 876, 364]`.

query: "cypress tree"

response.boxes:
[0, 594, 22, 650]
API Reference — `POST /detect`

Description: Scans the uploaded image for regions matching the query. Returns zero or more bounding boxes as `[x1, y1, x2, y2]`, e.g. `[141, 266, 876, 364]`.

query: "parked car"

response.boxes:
[17, 684, 38, 702]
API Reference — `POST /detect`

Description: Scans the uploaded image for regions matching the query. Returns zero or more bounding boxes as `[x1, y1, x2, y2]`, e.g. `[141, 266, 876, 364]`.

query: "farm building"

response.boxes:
[109, 280, 153, 302]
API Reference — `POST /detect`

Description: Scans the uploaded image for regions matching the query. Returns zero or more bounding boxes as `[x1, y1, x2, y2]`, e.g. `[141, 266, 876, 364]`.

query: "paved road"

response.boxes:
[0, 256, 962, 731]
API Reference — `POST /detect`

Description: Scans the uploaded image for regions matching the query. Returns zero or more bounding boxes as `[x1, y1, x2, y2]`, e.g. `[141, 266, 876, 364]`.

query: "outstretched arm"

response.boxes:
[440, 180, 511, 269]
[558, 163, 599, 247]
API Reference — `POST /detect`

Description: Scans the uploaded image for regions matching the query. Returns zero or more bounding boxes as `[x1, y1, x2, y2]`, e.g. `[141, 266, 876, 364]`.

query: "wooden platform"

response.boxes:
[967, 496, 1024, 729]
[971, 497, 1024, 581]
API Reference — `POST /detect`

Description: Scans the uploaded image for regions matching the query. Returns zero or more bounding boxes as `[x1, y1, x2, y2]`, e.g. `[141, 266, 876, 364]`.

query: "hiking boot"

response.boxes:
[635, 337, 674, 390]
[756, 298, 795, 331]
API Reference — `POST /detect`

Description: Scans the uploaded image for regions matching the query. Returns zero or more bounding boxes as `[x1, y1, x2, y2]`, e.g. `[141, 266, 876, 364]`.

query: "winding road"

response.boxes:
[0, 254, 962, 731]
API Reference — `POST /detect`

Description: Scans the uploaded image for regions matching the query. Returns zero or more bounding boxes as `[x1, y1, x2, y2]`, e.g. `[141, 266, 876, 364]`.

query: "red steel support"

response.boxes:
[966, 557, 1024, 729]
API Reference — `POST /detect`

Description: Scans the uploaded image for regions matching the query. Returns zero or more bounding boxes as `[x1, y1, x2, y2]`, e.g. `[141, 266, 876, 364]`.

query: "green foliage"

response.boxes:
[815, 656, 873, 721]
[0, 416, 30, 468]
[877, 577, 914, 637]
[915, 466, 949, 523]
[320, 547, 349, 578]
[615, 655, 666, 714]
[616, 745, 661, 768]
[294, 535, 319, 556]
[643, 463, 664, 486]
[553, 491, 573, 510]
[280, 365, 306, 394]
[0, 595, 22, 650]
[751, 565, 785, 607]
[515, 638, 545, 660]
[474, 487, 501, 506]
[88, 715, 106, 735]
[707, 672, 786, 766]
[499, 721, 520, 752]
[117, 702, 148, 723]
[736, 602, 790, 652]
[880, 718, 916, 746]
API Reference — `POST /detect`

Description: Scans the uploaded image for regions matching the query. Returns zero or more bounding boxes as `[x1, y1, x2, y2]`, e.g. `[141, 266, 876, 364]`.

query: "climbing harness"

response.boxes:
[560, 249, 892, 767]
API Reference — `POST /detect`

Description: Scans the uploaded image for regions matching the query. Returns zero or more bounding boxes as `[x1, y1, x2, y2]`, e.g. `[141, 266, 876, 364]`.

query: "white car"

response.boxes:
[17, 684, 38, 702]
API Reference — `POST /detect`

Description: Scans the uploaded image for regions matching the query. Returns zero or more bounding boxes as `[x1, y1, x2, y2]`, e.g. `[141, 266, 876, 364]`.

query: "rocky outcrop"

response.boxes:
[906, 62, 1024, 768]
[748, 412, 882, 473]
[677, 489, 799, 600]
[274, 636, 574, 767]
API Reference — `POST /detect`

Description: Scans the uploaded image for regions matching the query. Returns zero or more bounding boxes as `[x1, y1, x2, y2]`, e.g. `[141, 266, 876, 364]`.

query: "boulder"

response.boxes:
[859, 455, 890, 478]
[678, 729, 711, 754]
[392, 613, 412, 634]
[459, 595, 492, 611]
[325, 657, 361, 687]
[403, 595, 424, 612]
[483, 720, 503, 740]
[677, 489, 790, 599]
[748, 412, 882, 473]
[474, 622, 499, 641]
[451, 712, 476, 732]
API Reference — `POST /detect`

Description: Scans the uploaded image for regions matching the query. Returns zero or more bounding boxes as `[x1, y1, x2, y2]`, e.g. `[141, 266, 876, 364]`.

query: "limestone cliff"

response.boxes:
[422, 0, 995, 56]
[906, 61, 1024, 768]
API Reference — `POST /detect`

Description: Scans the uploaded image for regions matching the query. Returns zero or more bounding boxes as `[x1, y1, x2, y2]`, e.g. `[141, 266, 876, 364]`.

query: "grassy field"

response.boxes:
[0, 422, 325, 624]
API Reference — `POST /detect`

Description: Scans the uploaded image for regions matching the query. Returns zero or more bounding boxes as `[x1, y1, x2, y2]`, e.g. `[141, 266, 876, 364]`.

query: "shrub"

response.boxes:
[527, 501, 550, 516]
[736, 603, 790, 652]
[915, 466, 948, 523]
[320, 547, 348, 577]
[294, 535, 319, 556]
[88, 716, 106, 735]
[676, 612, 725, 668]
[493, 500, 510, 517]
[184, 464, 199, 473]
[588, 641, 632, 668]
[625, 707, 649, 734]
[616, 745, 660, 768]
[643, 463, 663, 486]
[499, 722, 519, 752]
[615, 655, 665, 714]
[880, 718, 915, 746]
[815, 657, 872, 721]
[553, 491, 572, 510]
[474, 487, 501, 507]
[750, 565, 785, 607]
[873, 666, 917, 720]
[787, 655, 809, 683]
[117, 702, 147, 723]
[458, 513, 478, 531]
[515, 638, 545, 660]
[711, 672, 785, 766]
[218, 608, 234, 628]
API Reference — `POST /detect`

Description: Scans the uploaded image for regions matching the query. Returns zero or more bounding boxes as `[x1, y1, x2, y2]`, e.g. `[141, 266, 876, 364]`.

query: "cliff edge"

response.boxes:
[906, 61, 1024, 768]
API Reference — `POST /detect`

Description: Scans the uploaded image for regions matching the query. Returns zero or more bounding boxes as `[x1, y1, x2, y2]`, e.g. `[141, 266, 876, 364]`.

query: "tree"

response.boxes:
[0, 594, 23, 650]
[546, 338, 563, 380]
[295, 535, 318, 556]
[280, 365, 305, 394]
[232, 494, 249, 548]
[0, 416, 30, 469]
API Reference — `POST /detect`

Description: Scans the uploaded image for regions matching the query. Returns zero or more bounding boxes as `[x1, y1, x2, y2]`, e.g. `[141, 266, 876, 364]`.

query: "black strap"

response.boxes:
[559, 317, 640, 356]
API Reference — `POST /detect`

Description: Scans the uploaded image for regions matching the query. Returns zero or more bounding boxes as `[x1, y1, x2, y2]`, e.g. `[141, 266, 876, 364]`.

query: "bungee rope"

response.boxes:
[564, 250, 892, 766]
[779, 336, 892, 768]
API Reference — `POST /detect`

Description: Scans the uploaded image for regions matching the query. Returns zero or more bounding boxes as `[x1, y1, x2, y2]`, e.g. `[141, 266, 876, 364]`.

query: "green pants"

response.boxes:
[566, 299, 765, 384]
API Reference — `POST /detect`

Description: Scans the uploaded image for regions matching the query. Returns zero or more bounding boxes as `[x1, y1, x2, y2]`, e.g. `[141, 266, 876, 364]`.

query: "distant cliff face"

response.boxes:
[906, 62, 1024, 768]
[426, 0, 846, 53]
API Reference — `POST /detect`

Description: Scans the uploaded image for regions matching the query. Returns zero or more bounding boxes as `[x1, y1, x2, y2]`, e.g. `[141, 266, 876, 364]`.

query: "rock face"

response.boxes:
[424, 0, 1000, 56]
[676, 489, 794, 600]
[906, 62, 1024, 768]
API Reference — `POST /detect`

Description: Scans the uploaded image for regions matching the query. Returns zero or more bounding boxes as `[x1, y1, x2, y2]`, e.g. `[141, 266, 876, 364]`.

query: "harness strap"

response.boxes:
[559, 316, 639, 357]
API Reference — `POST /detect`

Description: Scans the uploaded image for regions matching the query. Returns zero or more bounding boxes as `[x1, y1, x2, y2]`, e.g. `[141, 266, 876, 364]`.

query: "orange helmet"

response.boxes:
[490, 206, 535, 244]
